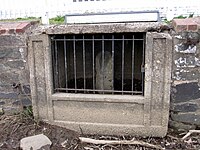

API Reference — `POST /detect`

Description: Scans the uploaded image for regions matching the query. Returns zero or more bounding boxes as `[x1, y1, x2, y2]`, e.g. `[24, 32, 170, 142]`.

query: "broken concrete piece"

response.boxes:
[20, 134, 52, 150]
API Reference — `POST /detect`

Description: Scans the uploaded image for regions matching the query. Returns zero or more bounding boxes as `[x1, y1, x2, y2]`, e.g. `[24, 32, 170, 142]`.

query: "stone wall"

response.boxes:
[170, 17, 200, 130]
[0, 21, 37, 114]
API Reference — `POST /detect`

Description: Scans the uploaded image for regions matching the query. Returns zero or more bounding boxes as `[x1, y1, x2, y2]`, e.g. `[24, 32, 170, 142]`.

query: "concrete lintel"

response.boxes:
[34, 22, 166, 35]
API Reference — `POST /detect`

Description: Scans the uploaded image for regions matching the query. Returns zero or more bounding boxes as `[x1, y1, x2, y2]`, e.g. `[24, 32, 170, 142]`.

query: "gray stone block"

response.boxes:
[12, 98, 32, 106]
[20, 134, 52, 150]
[5, 60, 25, 69]
[173, 103, 198, 112]
[171, 113, 200, 125]
[0, 101, 5, 105]
[173, 69, 200, 81]
[0, 72, 19, 84]
[0, 92, 18, 99]
[0, 35, 25, 47]
[172, 82, 200, 103]
[169, 120, 196, 131]
[0, 47, 22, 59]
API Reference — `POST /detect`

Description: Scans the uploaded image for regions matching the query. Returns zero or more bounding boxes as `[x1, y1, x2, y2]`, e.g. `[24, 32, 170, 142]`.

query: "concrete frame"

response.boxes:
[29, 22, 172, 137]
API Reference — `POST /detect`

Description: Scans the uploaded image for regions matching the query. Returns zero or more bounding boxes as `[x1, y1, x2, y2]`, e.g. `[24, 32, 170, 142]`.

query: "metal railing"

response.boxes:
[51, 33, 145, 95]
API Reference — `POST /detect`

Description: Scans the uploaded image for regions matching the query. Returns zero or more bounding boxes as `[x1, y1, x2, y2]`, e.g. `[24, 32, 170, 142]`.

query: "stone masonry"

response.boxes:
[0, 21, 38, 114]
[0, 18, 200, 133]
[170, 17, 200, 130]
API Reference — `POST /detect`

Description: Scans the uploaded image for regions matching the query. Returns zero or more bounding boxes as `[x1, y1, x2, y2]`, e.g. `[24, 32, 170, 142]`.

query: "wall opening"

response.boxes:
[51, 33, 145, 95]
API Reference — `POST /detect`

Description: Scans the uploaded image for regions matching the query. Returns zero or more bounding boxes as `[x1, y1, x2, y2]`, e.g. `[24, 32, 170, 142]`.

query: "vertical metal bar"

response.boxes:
[83, 35, 86, 93]
[73, 35, 77, 92]
[92, 35, 95, 93]
[142, 34, 145, 95]
[131, 35, 135, 95]
[112, 35, 114, 94]
[102, 35, 104, 94]
[52, 40, 56, 92]
[122, 35, 124, 94]
[64, 36, 68, 92]
[55, 40, 59, 89]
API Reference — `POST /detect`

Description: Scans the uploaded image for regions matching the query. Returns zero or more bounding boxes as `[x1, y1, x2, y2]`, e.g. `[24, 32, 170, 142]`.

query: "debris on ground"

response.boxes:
[0, 114, 200, 150]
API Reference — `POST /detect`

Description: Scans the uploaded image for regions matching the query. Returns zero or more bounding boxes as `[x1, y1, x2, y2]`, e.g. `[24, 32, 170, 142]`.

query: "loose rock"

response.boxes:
[20, 134, 52, 150]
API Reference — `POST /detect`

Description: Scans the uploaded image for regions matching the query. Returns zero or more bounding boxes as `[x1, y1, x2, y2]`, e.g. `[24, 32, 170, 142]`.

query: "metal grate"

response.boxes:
[51, 33, 145, 95]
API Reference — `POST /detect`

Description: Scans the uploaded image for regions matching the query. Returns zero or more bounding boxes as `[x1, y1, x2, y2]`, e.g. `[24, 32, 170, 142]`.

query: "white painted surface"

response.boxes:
[66, 11, 160, 23]
[0, 0, 199, 21]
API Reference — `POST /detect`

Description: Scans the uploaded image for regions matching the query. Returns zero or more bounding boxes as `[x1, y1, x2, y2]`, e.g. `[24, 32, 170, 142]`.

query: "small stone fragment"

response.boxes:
[20, 134, 52, 150]
[0, 108, 4, 115]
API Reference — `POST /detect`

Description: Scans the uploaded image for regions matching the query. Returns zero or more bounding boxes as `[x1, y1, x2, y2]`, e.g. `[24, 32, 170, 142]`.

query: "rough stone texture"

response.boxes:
[33, 22, 170, 35]
[170, 17, 200, 129]
[168, 120, 196, 131]
[173, 103, 198, 112]
[172, 82, 200, 103]
[20, 134, 52, 150]
[0, 21, 38, 114]
[171, 113, 200, 125]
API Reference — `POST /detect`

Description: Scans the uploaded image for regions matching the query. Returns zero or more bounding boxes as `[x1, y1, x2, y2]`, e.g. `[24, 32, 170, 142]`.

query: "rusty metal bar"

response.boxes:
[54, 38, 143, 41]
[55, 88, 142, 94]
[92, 35, 95, 93]
[52, 33, 144, 95]
[83, 35, 86, 93]
[64, 36, 68, 91]
[131, 35, 135, 95]
[73, 35, 77, 92]
[54, 40, 59, 89]
[142, 34, 145, 95]
[102, 35, 105, 93]
[112, 34, 114, 94]
[121, 35, 125, 94]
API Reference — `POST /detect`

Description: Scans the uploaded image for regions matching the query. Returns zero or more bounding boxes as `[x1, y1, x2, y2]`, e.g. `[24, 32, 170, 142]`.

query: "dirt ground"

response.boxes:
[0, 113, 200, 150]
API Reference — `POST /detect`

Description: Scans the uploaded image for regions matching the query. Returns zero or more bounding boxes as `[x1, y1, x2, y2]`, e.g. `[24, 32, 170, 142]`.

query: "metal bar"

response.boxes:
[73, 35, 77, 92]
[102, 35, 104, 94]
[55, 88, 143, 94]
[142, 33, 145, 95]
[52, 38, 144, 41]
[64, 35, 68, 91]
[131, 35, 135, 95]
[83, 35, 86, 93]
[112, 34, 114, 94]
[54, 40, 59, 89]
[122, 35, 125, 94]
[92, 35, 95, 93]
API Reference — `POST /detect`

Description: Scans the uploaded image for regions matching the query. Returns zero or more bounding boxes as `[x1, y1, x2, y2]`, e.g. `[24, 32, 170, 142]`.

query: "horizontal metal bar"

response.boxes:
[55, 88, 142, 94]
[52, 38, 144, 41]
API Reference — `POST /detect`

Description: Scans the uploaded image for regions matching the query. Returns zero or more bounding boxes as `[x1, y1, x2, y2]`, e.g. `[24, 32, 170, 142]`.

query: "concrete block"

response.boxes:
[20, 134, 52, 150]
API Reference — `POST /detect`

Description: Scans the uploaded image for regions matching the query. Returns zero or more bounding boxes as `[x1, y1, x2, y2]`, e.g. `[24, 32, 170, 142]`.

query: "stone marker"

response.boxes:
[20, 134, 52, 150]
[96, 51, 113, 92]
